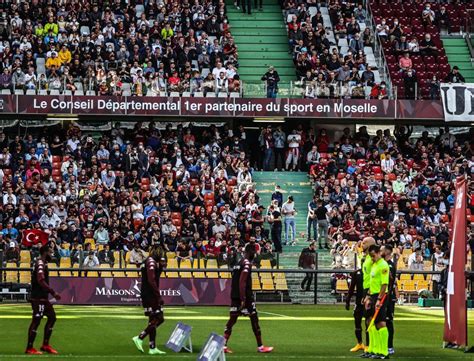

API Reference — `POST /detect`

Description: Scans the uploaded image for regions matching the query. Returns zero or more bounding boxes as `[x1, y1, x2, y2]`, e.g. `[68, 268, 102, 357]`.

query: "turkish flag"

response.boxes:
[443, 177, 468, 346]
[21, 229, 49, 247]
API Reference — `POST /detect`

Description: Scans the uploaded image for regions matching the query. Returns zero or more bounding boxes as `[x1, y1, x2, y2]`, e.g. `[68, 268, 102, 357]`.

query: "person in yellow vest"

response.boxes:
[35, 23, 45, 38]
[58, 45, 71, 66]
[44, 16, 59, 36]
[161, 23, 174, 40]
[46, 52, 61, 73]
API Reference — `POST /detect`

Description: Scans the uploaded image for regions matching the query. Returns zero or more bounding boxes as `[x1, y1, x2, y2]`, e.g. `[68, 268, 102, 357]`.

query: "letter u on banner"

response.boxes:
[440, 83, 474, 122]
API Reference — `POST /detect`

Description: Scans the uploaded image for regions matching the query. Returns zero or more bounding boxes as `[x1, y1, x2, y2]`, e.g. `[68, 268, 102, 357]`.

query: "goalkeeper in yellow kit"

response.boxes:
[361, 244, 390, 359]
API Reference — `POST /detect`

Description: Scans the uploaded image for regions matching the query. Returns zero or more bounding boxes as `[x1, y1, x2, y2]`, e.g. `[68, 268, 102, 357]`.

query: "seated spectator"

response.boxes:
[419, 34, 438, 56]
[82, 251, 100, 269]
[191, 239, 207, 260]
[129, 244, 147, 266]
[375, 18, 389, 41]
[422, 3, 435, 25]
[444, 66, 465, 83]
[399, 52, 413, 72]
[362, 28, 375, 48]
[176, 240, 192, 262]
[370, 82, 387, 99]
[407, 37, 420, 53]
[98, 244, 115, 266]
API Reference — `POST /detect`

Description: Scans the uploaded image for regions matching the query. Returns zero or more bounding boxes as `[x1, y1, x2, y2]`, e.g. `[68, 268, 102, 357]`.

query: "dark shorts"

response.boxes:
[230, 299, 257, 316]
[142, 298, 164, 317]
[31, 300, 55, 319]
[370, 294, 387, 324]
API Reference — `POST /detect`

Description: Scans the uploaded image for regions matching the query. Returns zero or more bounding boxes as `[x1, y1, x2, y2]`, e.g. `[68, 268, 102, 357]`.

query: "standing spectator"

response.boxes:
[273, 126, 286, 171]
[261, 66, 280, 98]
[403, 70, 417, 99]
[285, 130, 301, 171]
[307, 195, 318, 242]
[268, 204, 282, 253]
[281, 196, 297, 246]
[299, 241, 317, 291]
[259, 125, 274, 171]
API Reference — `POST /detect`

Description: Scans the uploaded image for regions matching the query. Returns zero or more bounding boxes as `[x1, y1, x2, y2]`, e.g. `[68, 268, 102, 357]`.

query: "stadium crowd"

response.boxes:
[0, 122, 278, 269]
[303, 125, 473, 291]
[0, 0, 241, 96]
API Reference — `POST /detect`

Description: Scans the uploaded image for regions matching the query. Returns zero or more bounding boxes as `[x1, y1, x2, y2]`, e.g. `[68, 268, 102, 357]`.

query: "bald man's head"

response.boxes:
[362, 237, 376, 252]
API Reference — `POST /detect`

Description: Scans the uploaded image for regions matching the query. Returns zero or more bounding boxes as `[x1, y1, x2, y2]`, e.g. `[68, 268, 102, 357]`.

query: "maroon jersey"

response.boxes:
[31, 259, 54, 300]
[140, 257, 164, 306]
[231, 257, 252, 302]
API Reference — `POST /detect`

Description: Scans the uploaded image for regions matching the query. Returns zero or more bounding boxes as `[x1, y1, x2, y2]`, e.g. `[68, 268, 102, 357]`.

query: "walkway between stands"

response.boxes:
[226, 0, 295, 96]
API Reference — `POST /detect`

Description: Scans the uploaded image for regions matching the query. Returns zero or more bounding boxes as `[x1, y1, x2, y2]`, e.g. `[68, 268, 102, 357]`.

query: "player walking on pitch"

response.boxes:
[362, 244, 390, 359]
[223, 243, 273, 354]
[26, 245, 61, 355]
[132, 245, 167, 355]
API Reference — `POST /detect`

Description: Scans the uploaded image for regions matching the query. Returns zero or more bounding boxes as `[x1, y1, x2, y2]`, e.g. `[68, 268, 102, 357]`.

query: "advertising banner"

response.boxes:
[0, 94, 449, 119]
[440, 83, 474, 122]
[49, 277, 231, 306]
[443, 177, 468, 346]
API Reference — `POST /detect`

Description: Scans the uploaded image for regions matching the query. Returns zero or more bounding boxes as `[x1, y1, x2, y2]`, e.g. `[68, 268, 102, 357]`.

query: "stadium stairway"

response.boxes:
[253, 171, 336, 303]
[442, 37, 474, 83]
[226, 0, 296, 97]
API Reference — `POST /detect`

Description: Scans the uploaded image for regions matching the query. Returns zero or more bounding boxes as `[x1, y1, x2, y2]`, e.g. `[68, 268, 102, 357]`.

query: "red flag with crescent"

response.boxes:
[22, 229, 49, 247]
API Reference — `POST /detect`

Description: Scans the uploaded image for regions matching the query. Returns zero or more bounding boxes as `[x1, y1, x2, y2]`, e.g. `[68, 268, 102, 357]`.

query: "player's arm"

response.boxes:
[376, 265, 390, 308]
[146, 260, 161, 298]
[37, 264, 61, 300]
[239, 263, 250, 305]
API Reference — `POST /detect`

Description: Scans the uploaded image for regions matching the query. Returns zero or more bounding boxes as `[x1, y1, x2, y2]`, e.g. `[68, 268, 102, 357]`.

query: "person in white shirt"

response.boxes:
[306, 145, 320, 168]
[381, 153, 395, 173]
[83, 251, 100, 269]
[281, 196, 297, 245]
[39, 207, 61, 229]
[285, 131, 301, 171]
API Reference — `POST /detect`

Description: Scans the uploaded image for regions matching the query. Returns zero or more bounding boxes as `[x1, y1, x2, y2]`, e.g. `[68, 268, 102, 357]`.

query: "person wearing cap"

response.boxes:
[261, 66, 280, 98]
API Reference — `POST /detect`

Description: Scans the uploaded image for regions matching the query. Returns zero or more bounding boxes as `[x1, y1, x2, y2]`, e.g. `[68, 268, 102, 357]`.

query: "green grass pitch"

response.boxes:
[0, 304, 473, 360]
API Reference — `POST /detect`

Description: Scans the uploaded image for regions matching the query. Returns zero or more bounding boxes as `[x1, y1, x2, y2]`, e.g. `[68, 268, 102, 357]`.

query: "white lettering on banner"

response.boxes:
[33, 98, 47, 109]
[334, 103, 377, 114]
[440, 83, 474, 122]
[95, 286, 182, 297]
[201, 101, 263, 113]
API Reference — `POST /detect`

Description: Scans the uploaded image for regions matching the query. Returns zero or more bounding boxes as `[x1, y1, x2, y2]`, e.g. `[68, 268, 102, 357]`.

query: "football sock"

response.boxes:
[367, 328, 375, 353]
[387, 320, 394, 348]
[355, 327, 363, 344]
[250, 314, 262, 347]
[27, 318, 41, 349]
[224, 314, 239, 344]
[43, 315, 56, 346]
[366, 330, 370, 347]
[379, 327, 389, 356]
[373, 328, 381, 355]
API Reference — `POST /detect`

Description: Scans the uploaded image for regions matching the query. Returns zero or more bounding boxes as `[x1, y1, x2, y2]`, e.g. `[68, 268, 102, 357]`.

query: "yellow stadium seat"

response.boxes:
[402, 249, 412, 261]
[113, 251, 122, 267]
[84, 239, 95, 249]
[413, 274, 425, 281]
[166, 252, 176, 260]
[251, 273, 261, 291]
[336, 279, 349, 292]
[219, 265, 231, 279]
[423, 261, 433, 271]
[260, 260, 272, 269]
[126, 264, 140, 278]
[179, 259, 192, 278]
[125, 251, 132, 264]
[5, 262, 18, 282]
[71, 263, 80, 277]
[48, 263, 59, 277]
[397, 259, 407, 270]
[98, 245, 104, 251]
[165, 258, 179, 278]
[86, 270, 99, 277]
[416, 280, 430, 291]
[400, 274, 412, 280]
[19, 263, 31, 283]
[401, 280, 416, 293]
[206, 259, 218, 278]
[100, 264, 113, 277]
[20, 250, 31, 264]
[261, 277, 275, 291]
[273, 273, 288, 291]
[192, 259, 206, 278]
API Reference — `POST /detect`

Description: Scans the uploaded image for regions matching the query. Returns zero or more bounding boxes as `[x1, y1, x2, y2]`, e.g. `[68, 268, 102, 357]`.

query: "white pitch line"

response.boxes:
[0, 355, 471, 360]
[258, 311, 294, 318]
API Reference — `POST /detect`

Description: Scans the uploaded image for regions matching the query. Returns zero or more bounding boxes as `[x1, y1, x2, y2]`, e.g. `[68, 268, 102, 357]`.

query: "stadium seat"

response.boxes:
[20, 250, 31, 264]
[19, 263, 31, 283]
[260, 273, 275, 291]
[179, 259, 192, 278]
[336, 279, 349, 292]
[192, 259, 206, 278]
[273, 272, 289, 291]
[165, 258, 179, 278]
[252, 272, 261, 291]
[219, 265, 231, 279]
[260, 260, 273, 269]
[100, 264, 113, 277]
[205, 259, 219, 278]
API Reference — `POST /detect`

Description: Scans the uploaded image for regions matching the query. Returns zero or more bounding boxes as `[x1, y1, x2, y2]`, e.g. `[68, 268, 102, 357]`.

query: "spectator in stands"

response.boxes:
[299, 241, 316, 291]
[98, 244, 115, 266]
[282, 196, 297, 246]
[408, 248, 424, 270]
[375, 18, 389, 41]
[94, 223, 110, 246]
[362, 28, 375, 48]
[399, 52, 413, 72]
[83, 251, 100, 269]
[444, 66, 465, 83]
[422, 3, 436, 26]
[436, 6, 451, 32]
[370, 81, 388, 99]
[419, 34, 438, 56]
[429, 75, 441, 99]
[407, 37, 420, 53]
[353, 4, 367, 22]
[403, 70, 418, 99]
[261, 66, 280, 98]
[395, 35, 409, 54]
[129, 244, 147, 266]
